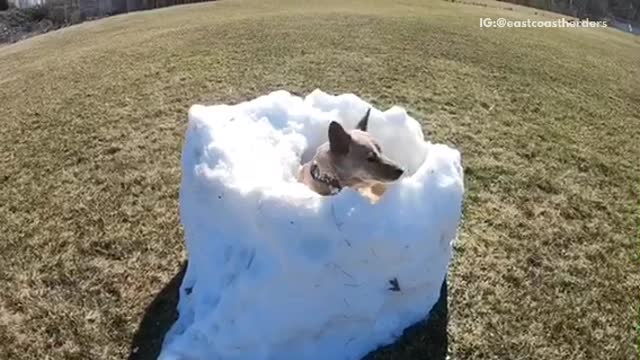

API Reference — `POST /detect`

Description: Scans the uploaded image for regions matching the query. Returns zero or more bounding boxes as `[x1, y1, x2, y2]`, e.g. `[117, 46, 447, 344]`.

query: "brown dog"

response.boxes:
[298, 109, 404, 202]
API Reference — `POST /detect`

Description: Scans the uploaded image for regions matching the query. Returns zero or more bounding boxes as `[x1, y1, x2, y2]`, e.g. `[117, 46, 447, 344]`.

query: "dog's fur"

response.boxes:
[298, 109, 404, 203]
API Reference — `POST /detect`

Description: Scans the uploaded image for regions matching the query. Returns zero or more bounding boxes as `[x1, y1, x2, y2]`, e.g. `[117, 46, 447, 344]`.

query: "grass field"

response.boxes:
[1, 0, 639, 359]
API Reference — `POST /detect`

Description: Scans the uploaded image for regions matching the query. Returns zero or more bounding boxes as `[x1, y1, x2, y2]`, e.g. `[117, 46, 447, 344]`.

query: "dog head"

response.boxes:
[327, 108, 404, 186]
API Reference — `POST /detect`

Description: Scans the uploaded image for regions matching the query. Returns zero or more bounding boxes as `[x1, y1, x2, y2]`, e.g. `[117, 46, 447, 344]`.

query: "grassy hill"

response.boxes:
[0, 0, 638, 359]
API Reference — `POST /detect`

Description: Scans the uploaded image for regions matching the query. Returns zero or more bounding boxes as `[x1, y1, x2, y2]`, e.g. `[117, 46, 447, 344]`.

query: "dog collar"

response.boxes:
[310, 162, 342, 195]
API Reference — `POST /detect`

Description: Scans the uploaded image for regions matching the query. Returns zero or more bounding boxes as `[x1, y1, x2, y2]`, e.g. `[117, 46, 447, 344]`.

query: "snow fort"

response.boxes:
[159, 89, 464, 360]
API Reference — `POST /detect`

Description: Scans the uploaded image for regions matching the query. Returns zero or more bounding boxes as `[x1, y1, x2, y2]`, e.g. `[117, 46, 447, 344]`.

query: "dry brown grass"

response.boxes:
[0, 0, 639, 358]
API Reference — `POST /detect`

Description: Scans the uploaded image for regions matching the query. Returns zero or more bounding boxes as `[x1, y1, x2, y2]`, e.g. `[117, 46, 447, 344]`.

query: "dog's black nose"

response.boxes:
[395, 168, 404, 178]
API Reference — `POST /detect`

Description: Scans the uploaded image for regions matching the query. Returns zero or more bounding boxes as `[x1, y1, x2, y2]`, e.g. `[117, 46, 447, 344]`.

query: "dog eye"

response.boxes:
[367, 153, 379, 162]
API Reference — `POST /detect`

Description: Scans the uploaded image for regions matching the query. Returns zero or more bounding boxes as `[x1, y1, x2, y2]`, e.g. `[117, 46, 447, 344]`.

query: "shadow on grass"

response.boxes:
[129, 263, 448, 360]
[129, 262, 187, 360]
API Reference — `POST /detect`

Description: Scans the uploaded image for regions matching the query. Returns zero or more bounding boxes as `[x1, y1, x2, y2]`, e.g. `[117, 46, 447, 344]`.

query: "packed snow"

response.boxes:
[159, 89, 464, 360]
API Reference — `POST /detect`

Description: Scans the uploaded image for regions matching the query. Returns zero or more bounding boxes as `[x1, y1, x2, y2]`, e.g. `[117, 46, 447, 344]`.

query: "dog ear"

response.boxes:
[355, 108, 371, 132]
[328, 121, 351, 155]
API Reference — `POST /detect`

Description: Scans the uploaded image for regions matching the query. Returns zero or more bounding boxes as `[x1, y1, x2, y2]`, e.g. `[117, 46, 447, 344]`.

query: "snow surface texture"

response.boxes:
[159, 90, 464, 360]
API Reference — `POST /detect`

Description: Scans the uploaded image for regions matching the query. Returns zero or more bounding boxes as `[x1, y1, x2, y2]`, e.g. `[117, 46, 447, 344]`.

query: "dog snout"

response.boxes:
[382, 163, 404, 181]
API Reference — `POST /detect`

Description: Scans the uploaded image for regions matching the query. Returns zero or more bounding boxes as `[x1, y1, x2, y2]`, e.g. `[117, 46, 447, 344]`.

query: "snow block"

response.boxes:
[159, 89, 464, 360]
